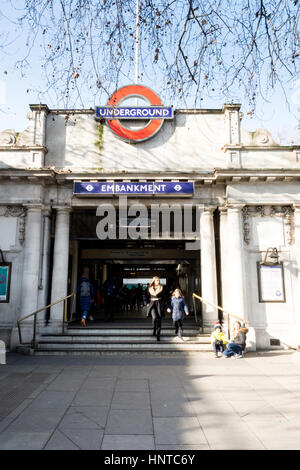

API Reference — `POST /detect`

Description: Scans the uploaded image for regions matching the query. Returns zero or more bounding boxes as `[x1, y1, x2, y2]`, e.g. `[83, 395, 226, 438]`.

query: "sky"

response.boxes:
[0, 1, 299, 145]
[1, 71, 299, 145]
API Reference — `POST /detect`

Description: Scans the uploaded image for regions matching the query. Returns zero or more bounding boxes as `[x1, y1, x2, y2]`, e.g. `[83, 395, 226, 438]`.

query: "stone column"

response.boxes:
[226, 205, 247, 321]
[20, 205, 42, 319]
[200, 206, 218, 328]
[15, 205, 43, 346]
[292, 205, 300, 347]
[70, 239, 79, 318]
[37, 210, 52, 310]
[49, 208, 70, 330]
[219, 207, 230, 314]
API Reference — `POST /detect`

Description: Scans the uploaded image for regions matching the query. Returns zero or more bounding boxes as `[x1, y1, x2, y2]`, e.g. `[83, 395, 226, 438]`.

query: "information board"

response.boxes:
[257, 263, 285, 303]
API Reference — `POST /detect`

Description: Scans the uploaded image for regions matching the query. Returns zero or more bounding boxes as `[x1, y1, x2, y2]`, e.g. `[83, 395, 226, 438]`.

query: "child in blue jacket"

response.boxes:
[168, 288, 189, 340]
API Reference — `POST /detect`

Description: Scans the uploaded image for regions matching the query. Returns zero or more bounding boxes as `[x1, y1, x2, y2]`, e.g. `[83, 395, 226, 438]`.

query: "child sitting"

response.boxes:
[210, 322, 228, 357]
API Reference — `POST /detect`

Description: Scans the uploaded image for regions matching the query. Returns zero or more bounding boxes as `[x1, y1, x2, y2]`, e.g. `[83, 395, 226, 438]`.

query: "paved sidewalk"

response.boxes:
[0, 351, 300, 450]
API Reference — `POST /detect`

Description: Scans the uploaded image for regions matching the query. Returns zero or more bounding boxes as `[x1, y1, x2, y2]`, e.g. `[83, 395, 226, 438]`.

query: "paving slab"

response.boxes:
[156, 444, 210, 450]
[44, 429, 79, 450]
[1, 351, 300, 450]
[0, 431, 51, 450]
[153, 417, 207, 445]
[111, 391, 151, 410]
[72, 388, 113, 407]
[243, 416, 300, 450]
[105, 409, 153, 435]
[151, 398, 196, 417]
[199, 419, 265, 450]
[58, 428, 103, 450]
[89, 366, 121, 377]
[101, 434, 155, 450]
[59, 406, 109, 430]
[6, 407, 66, 432]
[0, 399, 32, 433]
[80, 377, 116, 390]
[28, 390, 76, 409]
[115, 379, 149, 392]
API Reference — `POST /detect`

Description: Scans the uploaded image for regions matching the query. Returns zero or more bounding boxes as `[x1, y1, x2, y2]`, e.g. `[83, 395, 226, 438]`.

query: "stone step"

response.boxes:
[35, 341, 212, 353]
[47, 329, 206, 337]
[19, 322, 213, 355]
[38, 335, 211, 344]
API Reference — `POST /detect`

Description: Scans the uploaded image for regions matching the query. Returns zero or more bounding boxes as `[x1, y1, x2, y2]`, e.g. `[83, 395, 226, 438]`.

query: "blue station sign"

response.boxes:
[74, 181, 194, 196]
[95, 106, 173, 120]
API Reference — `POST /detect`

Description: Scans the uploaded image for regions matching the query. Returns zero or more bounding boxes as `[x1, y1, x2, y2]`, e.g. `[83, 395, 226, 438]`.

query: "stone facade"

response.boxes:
[0, 102, 300, 351]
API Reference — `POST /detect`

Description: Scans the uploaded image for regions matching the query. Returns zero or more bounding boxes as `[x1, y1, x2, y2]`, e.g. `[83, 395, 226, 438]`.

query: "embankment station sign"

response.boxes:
[95, 84, 173, 143]
[74, 181, 194, 196]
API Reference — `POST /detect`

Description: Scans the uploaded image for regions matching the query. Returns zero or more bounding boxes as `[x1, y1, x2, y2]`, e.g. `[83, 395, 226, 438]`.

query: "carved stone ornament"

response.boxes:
[0, 130, 17, 146]
[282, 206, 294, 245]
[242, 206, 250, 244]
[0, 205, 25, 217]
[0, 206, 26, 245]
[257, 134, 269, 144]
[18, 214, 26, 245]
[253, 129, 275, 146]
[242, 205, 294, 246]
[4, 206, 26, 218]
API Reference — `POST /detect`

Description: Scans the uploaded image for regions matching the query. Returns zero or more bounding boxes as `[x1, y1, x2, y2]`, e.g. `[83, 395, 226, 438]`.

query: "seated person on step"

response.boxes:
[222, 320, 248, 358]
[210, 322, 228, 357]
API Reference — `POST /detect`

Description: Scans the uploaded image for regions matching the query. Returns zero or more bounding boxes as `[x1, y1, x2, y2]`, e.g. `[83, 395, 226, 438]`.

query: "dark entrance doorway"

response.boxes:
[74, 239, 199, 322]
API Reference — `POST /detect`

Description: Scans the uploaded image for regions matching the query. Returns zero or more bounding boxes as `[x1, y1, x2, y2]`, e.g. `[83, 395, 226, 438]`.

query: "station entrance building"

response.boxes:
[0, 96, 300, 351]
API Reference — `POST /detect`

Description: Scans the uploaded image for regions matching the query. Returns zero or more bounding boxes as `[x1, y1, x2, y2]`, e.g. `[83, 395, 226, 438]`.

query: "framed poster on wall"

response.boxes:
[257, 262, 286, 303]
[0, 263, 12, 303]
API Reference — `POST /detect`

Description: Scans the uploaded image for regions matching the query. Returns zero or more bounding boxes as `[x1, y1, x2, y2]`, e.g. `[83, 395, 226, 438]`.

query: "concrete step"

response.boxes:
[38, 335, 211, 344]
[35, 334, 212, 353]
[18, 323, 212, 355]
[49, 329, 205, 337]
[35, 342, 212, 354]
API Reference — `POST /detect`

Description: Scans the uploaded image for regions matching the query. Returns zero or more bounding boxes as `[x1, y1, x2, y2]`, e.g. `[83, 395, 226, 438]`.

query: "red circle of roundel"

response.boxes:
[107, 85, 163, 142]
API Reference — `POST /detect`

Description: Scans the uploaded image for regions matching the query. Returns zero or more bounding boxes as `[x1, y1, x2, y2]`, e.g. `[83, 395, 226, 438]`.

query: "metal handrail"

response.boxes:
[17, 292, 76, 347]
[192, 293, 247, 339]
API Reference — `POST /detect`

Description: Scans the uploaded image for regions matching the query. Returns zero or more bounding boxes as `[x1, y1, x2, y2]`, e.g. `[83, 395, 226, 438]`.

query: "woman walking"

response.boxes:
[146, 276, 168, 341]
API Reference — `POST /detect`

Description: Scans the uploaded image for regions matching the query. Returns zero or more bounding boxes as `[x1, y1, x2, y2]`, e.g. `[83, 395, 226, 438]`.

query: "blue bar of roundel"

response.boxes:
[95, 106, 173, 119]
[157, 182, 194, 194]
[73, 181, 194, 195]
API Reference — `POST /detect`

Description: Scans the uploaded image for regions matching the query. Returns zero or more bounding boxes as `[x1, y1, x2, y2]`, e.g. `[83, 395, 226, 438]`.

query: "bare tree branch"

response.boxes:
[0, 0, 298, 110]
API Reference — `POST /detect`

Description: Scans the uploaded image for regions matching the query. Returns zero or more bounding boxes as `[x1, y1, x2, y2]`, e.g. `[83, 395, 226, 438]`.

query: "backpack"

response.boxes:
[80, 280, 91, 297]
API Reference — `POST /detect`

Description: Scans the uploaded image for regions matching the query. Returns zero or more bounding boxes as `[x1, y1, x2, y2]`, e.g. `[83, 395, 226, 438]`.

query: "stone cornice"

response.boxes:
[0, 169, 55, 183]
[29, 104, 50, 114]
[1, 168, 300, 185]
[223, 144, 300, 152]
[214, 169, 300, 183]
[0, 146, 48, 153]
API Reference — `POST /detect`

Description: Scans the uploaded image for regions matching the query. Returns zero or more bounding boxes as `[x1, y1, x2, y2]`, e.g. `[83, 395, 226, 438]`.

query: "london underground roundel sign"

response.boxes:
[95, 84, 173, 143]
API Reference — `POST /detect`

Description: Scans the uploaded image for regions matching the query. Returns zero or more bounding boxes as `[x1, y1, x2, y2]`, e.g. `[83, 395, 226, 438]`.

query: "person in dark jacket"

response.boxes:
[146, 276, 168, 341]
[103, 277, 118, 321]
[77, 275, 95, 327]
[168, 288, 189, 340]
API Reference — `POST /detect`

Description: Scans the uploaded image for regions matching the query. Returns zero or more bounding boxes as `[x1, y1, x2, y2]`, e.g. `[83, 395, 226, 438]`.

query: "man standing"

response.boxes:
[77, 273, 95, 327]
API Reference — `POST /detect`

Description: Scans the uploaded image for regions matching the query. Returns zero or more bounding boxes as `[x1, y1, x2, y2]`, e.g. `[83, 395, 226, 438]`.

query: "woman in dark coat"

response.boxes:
[146, 276, 168, 341]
